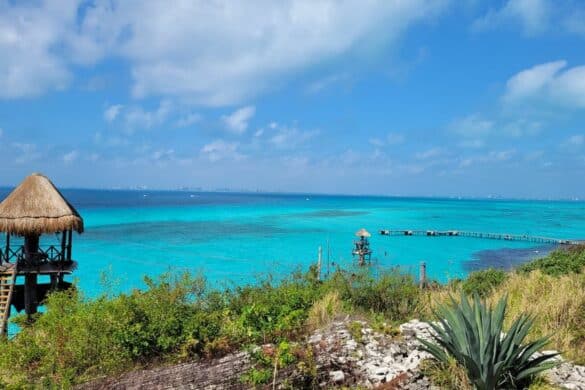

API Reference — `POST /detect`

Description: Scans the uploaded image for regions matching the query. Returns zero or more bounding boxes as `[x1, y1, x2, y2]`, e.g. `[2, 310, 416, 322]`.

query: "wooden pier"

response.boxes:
[379, 229, 583, 245]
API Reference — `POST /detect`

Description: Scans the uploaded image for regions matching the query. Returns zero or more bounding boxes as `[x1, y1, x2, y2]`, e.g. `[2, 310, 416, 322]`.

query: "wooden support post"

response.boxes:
[66, 230, 72, 260]
[4, 233, 9, 263]
[24, 234, 40, 318]
[60, 231, 67, 261]
[317, 246, 322, 281]
[50, 274, 58, 289]
[24, 274, 38, 317]
[419, 261, 427, 289]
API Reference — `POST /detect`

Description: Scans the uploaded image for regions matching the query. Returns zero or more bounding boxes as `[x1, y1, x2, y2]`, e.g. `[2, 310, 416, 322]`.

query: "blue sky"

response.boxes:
[0, 0, 584, 198]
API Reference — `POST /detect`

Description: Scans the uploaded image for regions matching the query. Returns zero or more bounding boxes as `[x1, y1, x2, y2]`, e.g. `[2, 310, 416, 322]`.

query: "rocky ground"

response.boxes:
[79, 317, 585, 389]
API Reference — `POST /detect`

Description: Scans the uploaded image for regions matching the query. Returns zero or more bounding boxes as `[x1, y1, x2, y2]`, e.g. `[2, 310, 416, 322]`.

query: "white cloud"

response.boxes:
[562, 134, 585, 150]
[104, 104, 124, 122]
[269, 126, 318, 149]
[63, 150, 79, 164]
[458, 139, 485, 149]
[504, 61, 585, 108]
[568, 134, 585, 146]
[12, 143, 41, 164]
[563, 8, 585, 36]
[415, 147, 444, 160]
[201, 139, 243, 162]
[450, 114, 494, 138]
[0, 1, 77, 98]
[175, 113, 201, 128]
[0, 1, 448, 104]
[524, 150, 544, 161]
[369, 138, 385, 147]
[386, 133, 406, 145]
[472, 0, 585, 37]
[501, 119, 543, 137]
[504, 60, 566, 101]
[222, 106, 255, 134]
[459, 149, 516, 167]
[473, 0, 550, 35]
[124, 100, 173, 130]
[306, 73, 350, 94]
[368, 133, 405, 147]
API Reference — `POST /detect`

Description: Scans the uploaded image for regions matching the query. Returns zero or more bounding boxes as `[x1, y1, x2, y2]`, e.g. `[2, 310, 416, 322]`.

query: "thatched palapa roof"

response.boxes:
[355, 228, 371, 238]
[0, 173, 83, 235]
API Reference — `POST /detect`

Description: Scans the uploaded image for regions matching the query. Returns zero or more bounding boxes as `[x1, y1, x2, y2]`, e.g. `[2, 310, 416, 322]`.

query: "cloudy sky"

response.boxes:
[0, 0, 584, 198]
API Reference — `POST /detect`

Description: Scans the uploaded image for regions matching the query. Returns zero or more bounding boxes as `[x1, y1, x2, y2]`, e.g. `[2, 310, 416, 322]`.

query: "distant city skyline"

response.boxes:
[1, 0, 584, 198]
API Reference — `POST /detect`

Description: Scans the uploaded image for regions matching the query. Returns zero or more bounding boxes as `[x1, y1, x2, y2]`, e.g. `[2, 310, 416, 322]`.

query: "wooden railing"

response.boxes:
[1, 245, 68, 264]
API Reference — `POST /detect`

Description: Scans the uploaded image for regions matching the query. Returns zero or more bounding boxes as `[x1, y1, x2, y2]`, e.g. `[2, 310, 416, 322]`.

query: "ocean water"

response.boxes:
[3, 189, 585, 297]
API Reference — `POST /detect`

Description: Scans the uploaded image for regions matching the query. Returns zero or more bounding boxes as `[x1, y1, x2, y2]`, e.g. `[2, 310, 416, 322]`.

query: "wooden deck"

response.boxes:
[379, 229, 583, 245]
[0, 261, 76, 275]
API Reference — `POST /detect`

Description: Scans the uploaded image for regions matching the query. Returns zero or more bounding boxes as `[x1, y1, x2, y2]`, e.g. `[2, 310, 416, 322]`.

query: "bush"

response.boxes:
[518, 245, 585, 276]
[0, 269, 326, 386]
[420, 293, 558, 390]
[327, 268, 421, 321]
[462, 268, 507, 297]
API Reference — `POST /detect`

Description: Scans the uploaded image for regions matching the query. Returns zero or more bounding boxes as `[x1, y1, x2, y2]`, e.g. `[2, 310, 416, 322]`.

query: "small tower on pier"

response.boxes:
[0, 173, 83, 333]
[352, 228, 372, 266]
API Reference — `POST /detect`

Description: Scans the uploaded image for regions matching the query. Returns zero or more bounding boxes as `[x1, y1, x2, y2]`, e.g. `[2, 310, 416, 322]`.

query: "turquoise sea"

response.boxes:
[4, 189, 585, 297]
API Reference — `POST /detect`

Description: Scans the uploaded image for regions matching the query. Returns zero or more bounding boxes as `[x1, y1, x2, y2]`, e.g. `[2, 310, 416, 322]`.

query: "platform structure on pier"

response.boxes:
[0, 173, 83, 334]
[379, 229, 583, 246]
[353, 228, 373, 266]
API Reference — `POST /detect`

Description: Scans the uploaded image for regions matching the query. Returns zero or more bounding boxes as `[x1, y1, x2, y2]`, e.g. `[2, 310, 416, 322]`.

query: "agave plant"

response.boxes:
[419, 293, 558, 390]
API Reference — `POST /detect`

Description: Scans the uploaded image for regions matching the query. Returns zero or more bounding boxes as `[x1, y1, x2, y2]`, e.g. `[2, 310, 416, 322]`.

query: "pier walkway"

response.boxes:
[379, 229, 583, 245]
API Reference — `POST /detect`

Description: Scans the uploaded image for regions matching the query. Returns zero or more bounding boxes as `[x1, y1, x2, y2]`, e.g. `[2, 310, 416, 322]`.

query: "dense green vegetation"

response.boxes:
[0, 245, 583, 388]
[460, 268, 508, 297]
[0, 267, 421, 387]
[518, 244, 585, 276]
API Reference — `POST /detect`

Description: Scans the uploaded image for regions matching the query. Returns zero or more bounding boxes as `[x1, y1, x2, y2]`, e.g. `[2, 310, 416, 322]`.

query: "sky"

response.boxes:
[0, 0, 584, 198]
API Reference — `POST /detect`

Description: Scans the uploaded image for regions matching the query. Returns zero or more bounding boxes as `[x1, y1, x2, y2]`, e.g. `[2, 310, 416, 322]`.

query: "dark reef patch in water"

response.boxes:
[83, 221, 325, 243]
[464, 245, 557, 272]
[296, 210, 369, 218]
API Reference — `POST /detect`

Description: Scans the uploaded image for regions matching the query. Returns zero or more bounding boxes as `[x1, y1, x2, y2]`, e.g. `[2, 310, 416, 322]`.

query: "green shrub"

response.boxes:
[420, 293, 558, 390]
[518, 245, 585, 276]
[241, 367, 272, 386]
[328, 268, 421, 321]
[0, 265, 426, 387]
[462, 268, 507, 297]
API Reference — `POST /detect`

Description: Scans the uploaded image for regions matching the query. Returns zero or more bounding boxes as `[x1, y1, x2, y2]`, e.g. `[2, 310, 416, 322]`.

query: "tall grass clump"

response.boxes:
[306, 291, 343, 330]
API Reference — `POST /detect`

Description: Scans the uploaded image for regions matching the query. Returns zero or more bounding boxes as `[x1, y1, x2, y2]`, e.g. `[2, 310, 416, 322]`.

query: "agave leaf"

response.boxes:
[515, 360, 558, 381]
[422, 292, 558, 390]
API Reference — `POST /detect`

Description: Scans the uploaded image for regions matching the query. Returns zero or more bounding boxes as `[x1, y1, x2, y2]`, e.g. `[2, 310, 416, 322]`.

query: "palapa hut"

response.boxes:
[352, 228, 372, 266]
[355, 228, 371, 238]
[0, 173, 83, 333]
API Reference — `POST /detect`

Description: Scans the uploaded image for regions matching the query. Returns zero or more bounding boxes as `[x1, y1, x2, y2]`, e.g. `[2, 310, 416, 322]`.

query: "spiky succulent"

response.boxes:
[419, 293, 558, 390]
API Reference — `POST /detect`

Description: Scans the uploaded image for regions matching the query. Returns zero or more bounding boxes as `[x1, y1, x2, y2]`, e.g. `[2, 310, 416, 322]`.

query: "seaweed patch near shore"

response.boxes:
[464, 245, 557, 272]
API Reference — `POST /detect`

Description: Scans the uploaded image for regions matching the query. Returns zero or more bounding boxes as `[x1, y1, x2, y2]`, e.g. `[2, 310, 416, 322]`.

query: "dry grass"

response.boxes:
[424, 270, 585, 364]
[419, 357, 473, 390]
[306, 291, 343, 330]
[486, 270, 585, 363]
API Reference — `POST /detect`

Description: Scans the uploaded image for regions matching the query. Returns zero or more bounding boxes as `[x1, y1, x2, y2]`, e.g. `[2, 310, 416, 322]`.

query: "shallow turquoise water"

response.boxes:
[5, 190, 585, 297]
